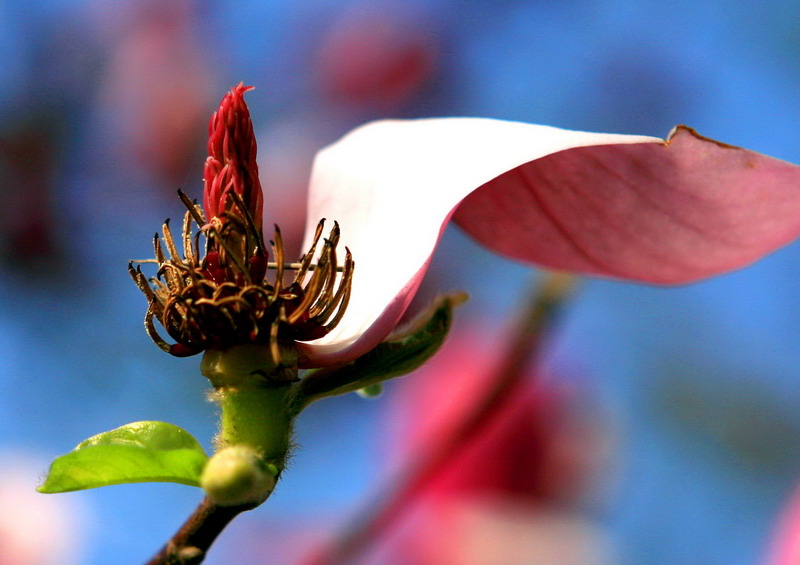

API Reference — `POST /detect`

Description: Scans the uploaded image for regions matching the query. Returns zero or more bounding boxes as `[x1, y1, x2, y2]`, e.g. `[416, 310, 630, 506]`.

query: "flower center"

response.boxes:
[130, 190, 353, 364]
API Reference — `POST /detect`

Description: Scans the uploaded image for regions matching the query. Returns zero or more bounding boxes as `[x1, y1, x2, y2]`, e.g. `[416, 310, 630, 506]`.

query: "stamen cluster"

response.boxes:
[129, 84, 353, 364]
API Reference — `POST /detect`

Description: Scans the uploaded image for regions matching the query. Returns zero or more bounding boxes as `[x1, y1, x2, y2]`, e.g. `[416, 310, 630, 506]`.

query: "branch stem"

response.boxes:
[146, 497, 250, 565]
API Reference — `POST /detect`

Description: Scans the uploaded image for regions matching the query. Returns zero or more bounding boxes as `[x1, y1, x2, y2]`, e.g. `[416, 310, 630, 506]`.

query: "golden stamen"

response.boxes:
[315, 247, 354, 324]
[182, 210, 196, 264]
[145, 305, 173, 353]
[272, 225, 285, 300]
[162, 219, 183, 264]
[154, 233, 166, 264]
[178, 189, 206, 226]
[309, 239, 336, 319]
[286, 263, 326, 325]
[267, 262, 345, 272]
[294, 220, 325, 283]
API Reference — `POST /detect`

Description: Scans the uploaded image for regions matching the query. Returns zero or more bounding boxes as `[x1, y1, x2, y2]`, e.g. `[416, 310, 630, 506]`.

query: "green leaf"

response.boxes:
[294, 293, 467, 410]
[38, 421, 209, 493]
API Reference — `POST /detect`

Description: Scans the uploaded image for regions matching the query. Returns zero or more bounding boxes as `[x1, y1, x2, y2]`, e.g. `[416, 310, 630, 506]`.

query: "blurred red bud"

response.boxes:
[315, 9, 438, 109]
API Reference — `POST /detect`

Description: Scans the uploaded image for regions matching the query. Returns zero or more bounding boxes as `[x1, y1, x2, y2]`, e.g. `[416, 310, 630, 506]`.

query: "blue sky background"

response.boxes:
[2, 1, 800, 564]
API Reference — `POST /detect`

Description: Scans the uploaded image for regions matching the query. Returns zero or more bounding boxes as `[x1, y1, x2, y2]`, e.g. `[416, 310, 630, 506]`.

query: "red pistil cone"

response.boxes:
[203, 83, 263, 230]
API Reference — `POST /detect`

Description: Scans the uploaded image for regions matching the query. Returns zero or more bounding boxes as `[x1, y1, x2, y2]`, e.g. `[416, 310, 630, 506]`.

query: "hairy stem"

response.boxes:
[303, 272, 577, 565]
[213, 385, 292, 465]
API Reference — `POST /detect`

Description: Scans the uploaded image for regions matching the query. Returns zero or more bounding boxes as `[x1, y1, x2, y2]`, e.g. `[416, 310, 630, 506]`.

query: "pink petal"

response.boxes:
[456, 126, 800, 283]
[296, 119, 800, 365]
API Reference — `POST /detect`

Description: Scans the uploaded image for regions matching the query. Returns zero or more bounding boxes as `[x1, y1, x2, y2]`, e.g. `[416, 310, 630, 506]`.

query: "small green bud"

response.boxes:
[356, 384, 383, 398]
[200, 446, 276, 507]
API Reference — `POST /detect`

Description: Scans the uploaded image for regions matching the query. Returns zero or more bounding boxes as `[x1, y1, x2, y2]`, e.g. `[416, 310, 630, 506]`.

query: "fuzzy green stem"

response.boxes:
[201, 344, 297, 466]
[212, 385, 292, 465]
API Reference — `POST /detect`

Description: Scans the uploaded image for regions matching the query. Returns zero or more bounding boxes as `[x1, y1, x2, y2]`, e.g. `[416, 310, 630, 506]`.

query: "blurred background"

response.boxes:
[2, 1, 800, 564]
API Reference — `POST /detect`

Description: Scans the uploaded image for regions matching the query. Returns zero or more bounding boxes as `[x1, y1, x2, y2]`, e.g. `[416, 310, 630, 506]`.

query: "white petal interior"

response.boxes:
[300, 118, 660, 356]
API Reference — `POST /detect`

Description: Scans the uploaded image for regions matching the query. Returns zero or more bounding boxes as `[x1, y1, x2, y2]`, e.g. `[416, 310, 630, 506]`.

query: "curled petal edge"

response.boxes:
[295, 119, 800, 366]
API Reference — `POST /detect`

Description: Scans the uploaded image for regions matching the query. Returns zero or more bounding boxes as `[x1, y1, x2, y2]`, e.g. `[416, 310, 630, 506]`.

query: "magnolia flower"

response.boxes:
[133, 85, 800, 369]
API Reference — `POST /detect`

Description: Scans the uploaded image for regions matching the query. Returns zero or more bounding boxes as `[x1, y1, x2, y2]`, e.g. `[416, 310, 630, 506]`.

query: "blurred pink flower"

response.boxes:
[399, 499, 612, 565]
[372, 335, 613, 565]
[97, 1, 213, 186]
[0, 454, 88, 565]
[297, 120, 800, 366]
[766, 483, 800, 564]
[391, 338, 601, 501]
